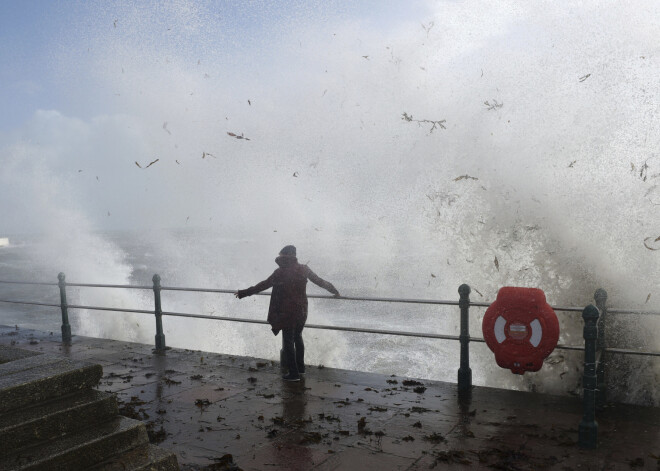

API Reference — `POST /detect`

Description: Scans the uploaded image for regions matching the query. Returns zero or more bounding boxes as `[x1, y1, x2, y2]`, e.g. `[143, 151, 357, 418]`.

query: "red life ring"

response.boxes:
[482, 287, 560, 374]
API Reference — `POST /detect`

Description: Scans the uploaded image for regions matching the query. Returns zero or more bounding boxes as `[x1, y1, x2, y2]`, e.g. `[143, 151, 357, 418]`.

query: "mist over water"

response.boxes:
[1, 1, 659, 405]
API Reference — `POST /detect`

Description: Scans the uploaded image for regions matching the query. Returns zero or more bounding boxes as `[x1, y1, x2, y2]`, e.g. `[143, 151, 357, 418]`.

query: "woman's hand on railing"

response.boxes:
[234, 292, 240, 298]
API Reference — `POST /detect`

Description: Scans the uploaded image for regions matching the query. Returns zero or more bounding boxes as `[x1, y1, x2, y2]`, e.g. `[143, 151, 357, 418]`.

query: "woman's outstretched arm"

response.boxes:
[307, 267, 340, 296]
[235, 272, 276, 298]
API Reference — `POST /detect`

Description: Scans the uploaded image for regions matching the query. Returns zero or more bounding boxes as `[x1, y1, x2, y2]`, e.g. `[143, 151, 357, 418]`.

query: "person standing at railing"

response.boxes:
[235, 245, 340, 382]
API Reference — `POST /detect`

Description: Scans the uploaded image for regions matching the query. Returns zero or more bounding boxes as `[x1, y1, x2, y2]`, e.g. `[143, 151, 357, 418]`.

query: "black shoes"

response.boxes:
[282, 373, 301, 382]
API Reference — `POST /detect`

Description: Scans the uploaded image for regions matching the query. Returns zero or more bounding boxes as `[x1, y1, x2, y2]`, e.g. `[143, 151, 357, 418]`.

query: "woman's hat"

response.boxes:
[279, 245, 296, 257]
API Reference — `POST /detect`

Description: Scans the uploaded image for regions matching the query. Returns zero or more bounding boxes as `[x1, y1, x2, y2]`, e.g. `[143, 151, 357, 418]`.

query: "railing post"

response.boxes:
[579, 304, 599, 449]
[457, 284, 472, 396]
[594, 289, 607, 409]
[58, 272, 72, 345]
[153, 274, 166, 352]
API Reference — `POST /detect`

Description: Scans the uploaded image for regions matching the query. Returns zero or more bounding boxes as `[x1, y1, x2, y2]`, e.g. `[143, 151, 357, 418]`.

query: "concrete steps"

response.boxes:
[0, 416, 148, 471]
[0, 347, 178, 470]
[0, 389, 118, 454]
[0, 355, 103, 414]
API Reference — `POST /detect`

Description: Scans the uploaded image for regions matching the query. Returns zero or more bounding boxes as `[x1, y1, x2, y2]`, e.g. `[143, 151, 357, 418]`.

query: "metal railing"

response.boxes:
[1, 273, 659, 449]
[1, 275, 657, 356]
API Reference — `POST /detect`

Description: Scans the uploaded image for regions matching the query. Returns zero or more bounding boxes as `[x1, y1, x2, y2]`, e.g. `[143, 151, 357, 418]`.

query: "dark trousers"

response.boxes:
[282, 322, 304, 376]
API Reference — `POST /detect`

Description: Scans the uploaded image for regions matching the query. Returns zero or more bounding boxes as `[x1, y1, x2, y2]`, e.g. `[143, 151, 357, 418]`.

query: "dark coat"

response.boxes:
[237, 255, 339, 335]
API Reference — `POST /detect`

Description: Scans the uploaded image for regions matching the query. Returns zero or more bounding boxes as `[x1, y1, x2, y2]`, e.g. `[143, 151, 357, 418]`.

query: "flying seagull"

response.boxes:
[227, 132, 250, 141]
[136, 159, 159, 169]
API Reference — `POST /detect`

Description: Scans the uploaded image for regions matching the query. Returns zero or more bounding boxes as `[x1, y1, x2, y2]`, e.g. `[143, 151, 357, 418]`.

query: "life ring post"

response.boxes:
[58, 272, 72, 345]
[579, 304, 599, 449]
[153, 274, 167, 353]
[457, 284, 472, 396]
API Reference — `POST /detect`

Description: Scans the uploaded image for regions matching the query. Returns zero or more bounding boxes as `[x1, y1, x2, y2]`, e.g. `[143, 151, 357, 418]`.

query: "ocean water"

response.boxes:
[1, 229, 657, 406]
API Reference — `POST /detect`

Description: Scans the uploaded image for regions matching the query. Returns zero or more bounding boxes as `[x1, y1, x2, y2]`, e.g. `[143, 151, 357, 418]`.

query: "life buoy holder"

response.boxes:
[482, 287, 559, 374]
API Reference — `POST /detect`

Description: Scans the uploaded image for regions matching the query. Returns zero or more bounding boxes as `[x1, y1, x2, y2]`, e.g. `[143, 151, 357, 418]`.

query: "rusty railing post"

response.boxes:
[153, 274, 166, 352]
[58, 272, 72, 345]
[594, 289, 607, 409]
[579, 304, 599, 449]
[458, 284, 472, 396]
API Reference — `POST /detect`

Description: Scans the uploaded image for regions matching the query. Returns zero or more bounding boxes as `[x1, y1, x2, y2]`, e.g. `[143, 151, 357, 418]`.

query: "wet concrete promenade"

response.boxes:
[1, 324, 659, 471]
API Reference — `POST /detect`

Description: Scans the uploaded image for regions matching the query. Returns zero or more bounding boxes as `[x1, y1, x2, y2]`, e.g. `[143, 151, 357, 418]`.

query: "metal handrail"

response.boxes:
[0, 280, 58, 286]
[156, 286, 600, 313]
[0, 279, 659, 357]
[605, 347, 660, 358]
[606, 308, 660, 316]
[161, 310, 586, 351]
[67, 283, 153, 290]
[2, 278, 660, 315]
[162, 287, 465, 307]
[0, 296, 594, 351]
[67, 304, 155, 315]
[2, 292, 656, 360]
[0, 299, 61, 308]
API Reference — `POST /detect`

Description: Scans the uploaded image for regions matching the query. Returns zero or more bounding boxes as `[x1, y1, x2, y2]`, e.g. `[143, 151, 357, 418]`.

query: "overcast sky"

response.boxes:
[1, 1, 660, 303]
